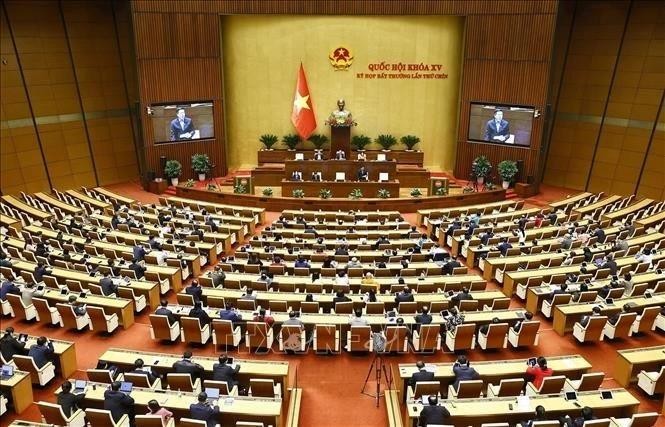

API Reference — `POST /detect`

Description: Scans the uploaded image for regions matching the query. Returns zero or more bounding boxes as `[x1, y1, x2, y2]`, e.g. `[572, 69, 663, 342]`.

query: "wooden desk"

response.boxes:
[166, 196, 265, 224]
[396, 354, 591, 397]
[41, 288, 135, 328]
[62, 382, 282, 427]
[404, 389, 638, 427]
[92, 187, 135, 205]
[574, 195, 622, 216]
[65, 190, 111, 210]
[549, 192, 593, 211]
[552, 293, 665, 336]
[525, 271, 665, 314]
[636, 210, 665, 229]
[416, 200, 520, 226]
[148, 179, 168, 195]
[33, 192, 83, 215]
[281, 179, 401, 198]
[603, 198, 653, 222]
[274, 219, 409, 231]
[284, 159, 397, 182]
[1, 195, 52, 221]
[0, 213, 21, 232]
[0, 370, 33, 414]
[11, 259, 160, 311]
[614, 345, 665, 387]
[19, 335, 78, 378]
[282, 209, 402, 221]
[99, 348, 290, 393]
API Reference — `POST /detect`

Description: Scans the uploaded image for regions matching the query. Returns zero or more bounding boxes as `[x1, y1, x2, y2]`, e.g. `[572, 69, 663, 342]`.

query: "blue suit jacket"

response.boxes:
[170, 117, 194, 141]
[189, 402, 220, 427]
[484, 118, 510, 141]
[27, 342, 54, 368]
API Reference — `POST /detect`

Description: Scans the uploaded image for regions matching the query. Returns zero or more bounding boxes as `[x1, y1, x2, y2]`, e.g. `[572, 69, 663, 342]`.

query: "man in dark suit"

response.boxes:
[408, 361, 434, 387]
[414, 307, 432, 328]
[0, 253, 12, 268]
[601, 253, 618, 275]
[189, 392, 220, 427]
[445, 220, 462, 238]
[357, 166, 369, 182]
[0, 327, 26, 361]
[27, 336, 54, 368]
[451, 287, 473, 307]
[513, 311, 534, 332]
[451, 355, 480, 389]
[210, 266, 225, 288]
[332, 291, 352, 305]
[219, 303, 243, 324]
[33, 262, 52, 283]
[0, 279, 20, 301]
[170, 108, 195, 141]
[394, 287, 415, 304]
[99, 272, 118, 297]
[128, 358, 160, 384]
[132, 244, 146, 262]
[592, 227, 606, 244]
[579, 306, 602, 328]
[521, 405, 547, 427]
[204, 216, 218, 233]
[155, 299, 177, 326]
[497, 238, 513, 256]
[57, 380, 85, 418]
[418, 395, 451, 427]
[104, 381, 135, 424]
[185, 281, 203, 304]
[212, 355, 241, 390]
[147, 235, 163, 251]
[442, 257, 462, 275]
[546, 283, 568, 302]
[188, 301, 212, 327]
[483, 109, 510, 142]
[173, 351, 204, 381]
[129, 259, 147, 279]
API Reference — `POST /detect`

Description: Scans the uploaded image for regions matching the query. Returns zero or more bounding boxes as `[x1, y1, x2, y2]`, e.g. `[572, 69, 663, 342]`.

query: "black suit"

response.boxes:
[409, 369, 435, 387]
[34, 266, 51, 283]
[418, 404, 451, 426]
[27, 342, 54, 368]
[170, 117, 195, 141]
[395, 292, 415, 304]
[99, 277, 118, 296]
[602, 260, 618, 275]
[103, 389, 135, 423]
[129, 262, 146, 279]
[442, 260, 461, 275]
[212, 363, 241, 388]
[57, 391, 85, 417]
[155, 307, 177, 326]
[188, 306, 212, 327]
[483, 118, 510, 141]
[189, 402, 220, 427]
[173, 358, 205, 381]
[415, 314, 433, 325]
[0, 334, 25, 361]
[185, 286, 203, 303]
[332, 296, 351, 305]
[128, 367, 159, 384]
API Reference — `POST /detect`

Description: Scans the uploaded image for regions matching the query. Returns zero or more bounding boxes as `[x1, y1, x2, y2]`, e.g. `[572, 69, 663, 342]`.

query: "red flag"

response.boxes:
[291, 63, 316, 140]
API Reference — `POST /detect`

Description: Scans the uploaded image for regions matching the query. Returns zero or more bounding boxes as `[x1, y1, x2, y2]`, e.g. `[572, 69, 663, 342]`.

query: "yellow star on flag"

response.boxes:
[293, 91, 310, 113]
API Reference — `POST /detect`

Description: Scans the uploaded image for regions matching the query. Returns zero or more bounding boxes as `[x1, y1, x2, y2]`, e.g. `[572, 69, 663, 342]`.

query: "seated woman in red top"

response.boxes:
[253, 308, 275, 327]
[526, 356, 553, 389]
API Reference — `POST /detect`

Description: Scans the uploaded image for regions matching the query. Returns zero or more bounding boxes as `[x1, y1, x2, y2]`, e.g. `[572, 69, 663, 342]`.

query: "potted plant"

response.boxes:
[434, 186, 448, 196]
[410, 188, 423, 198]
[351, 134, 372, 151]
[308, 134, 329, 150]
[292, 189, 305, 198]
[349, 188, 363, 199]
[375, 134, 397, 151]
[282, 134, 301, 151]
[184, 179, 195, 188]
[207, 183, 219, 192]
[233, 183, 247, 194]
[164, 160, 182, 187]
[497, 160, 518, 189]
[462, 184, 475, 194]
[262, 187, 273, 197]
[191, 153, 212, 181]
[377, 189, 391, 199]
[471, 155, 491, 184]
[319, 188, 332, 199]
[485, 182, 497, 191]
[259, 134, 279, 150]
[400, 135, 420, 151]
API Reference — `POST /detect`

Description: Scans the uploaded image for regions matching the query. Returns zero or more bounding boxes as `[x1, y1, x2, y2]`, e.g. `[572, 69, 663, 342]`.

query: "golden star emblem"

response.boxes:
[293, 91, 310, 113]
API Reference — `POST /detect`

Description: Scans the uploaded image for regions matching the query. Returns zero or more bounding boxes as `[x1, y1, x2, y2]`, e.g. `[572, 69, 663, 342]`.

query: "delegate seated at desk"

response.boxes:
[357, 166, 369, 182]
[335, 150, 346, 160]
[311, 171, 322, 182]
[291, 171, 303, 181]
[313, 150, 324, 160]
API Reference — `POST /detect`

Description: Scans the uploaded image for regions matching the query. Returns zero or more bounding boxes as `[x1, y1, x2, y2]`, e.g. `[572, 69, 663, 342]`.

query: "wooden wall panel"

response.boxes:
[130, 0, 557, 184]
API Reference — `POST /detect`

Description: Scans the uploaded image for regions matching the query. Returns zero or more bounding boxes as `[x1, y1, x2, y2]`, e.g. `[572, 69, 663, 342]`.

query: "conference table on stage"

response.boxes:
[281, 179, 401, 198]
[396, 354, 592, 398]
[404, 389, 639, 427]
[98, 348, 291, 393]
[552, 293, 665, 336]
[0, 370, 32, 414]
[281, 209, 403, 221]
[283, 159, 398, 181]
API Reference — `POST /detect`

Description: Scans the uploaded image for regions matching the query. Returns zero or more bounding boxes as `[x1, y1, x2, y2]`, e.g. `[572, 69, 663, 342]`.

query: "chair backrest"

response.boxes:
[13, 355, 38, 381]
[237, 299, 256, 311]
[212, 319, 238, 347]
[32, 297, 54, 320]
[182, 316, 205, 340]
[611, 312, 637, 337]
[455, 380, 483, 398]
[384, 326, 408, 352]
[249, 378, 275, 397]
[531, 422, 561, 427]
[149, 314, 177, 339]
[398, 302, 417, 314]
[136, 415, 168, 427]
[583, 316, 608, 340]
[450, 323, 476, 350]
[576, 372, 605, 391]
[458, 299, 479, 312]
[268, 300, 288, 312]
[416, 324, 440, 351]
[38, 401, 68, 424]
[348, 326, 371, 351]
[86, 369, 115, 383]
[496, 378, 524, 396]
[87, 306, 111, 331]
[176, 293, 195, 306]
[85, 408, 117, 426]
[514, 320, 540, 346]
[167, 373, 194, 391]
[582, 420, 610, 427]
[489, 298, 510, 310]
[538, 375, 566, 393]
[624, 413, 659, 427]
[203, 379, 232, 395]
[412, 381, 440, 398]
[6, 294, 28, 319]
[635, 306, 661, 333]
[365, 302, 385, 314]
[578, 291, 597, 303]
[301, 301, 320, 315]
[246, 321, 271, 348]
[124, 372, 153, 388]
[236, 422, 265, 427]
[551, 293, 572, 305]
[484, 323, 509, 348]
[56, 303, 81, 330]
[178, 418, 208, 427]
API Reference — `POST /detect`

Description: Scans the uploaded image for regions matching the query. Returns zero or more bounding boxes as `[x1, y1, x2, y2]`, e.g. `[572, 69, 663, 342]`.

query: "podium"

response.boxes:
[330, 126, 351, 159]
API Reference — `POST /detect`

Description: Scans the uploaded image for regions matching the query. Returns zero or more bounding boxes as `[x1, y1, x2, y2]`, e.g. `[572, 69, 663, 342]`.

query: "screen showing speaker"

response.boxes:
[151, 101, 214, 144]
[468, 103, 535, 147]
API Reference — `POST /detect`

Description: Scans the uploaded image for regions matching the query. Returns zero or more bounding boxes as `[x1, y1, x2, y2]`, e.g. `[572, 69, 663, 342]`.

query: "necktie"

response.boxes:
[496, 121, 501, 131]
[180, 120, 185, 130]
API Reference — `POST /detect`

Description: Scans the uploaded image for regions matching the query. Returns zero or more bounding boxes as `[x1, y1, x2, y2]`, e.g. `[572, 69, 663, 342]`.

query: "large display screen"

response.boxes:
[468, 103, 535, 147]
[151, 101, 214, 144]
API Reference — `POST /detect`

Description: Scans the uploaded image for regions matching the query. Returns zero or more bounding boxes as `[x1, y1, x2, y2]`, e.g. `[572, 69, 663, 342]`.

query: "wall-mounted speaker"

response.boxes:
[516, 159, 525, 183]
[159, 156, 167, 178]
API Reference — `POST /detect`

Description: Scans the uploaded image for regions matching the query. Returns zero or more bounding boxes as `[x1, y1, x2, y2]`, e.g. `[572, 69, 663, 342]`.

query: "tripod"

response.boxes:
[360, 353, 391, 407]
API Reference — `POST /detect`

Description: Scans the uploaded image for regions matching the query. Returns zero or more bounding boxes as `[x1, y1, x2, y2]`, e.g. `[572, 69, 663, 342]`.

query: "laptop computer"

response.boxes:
[17, 333, 28, 343]
[74, 380, 87, 392]
[205, 387, 220, 401]
[1, 365, 14, 378]
[119, 381, 133, 394]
